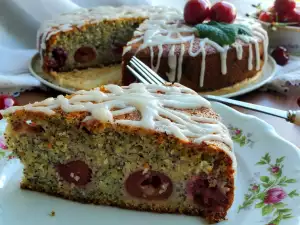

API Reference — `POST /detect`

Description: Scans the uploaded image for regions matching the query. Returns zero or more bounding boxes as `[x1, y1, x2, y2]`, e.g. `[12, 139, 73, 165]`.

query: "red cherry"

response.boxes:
[0, 95, 17, 110]
[259, 11, 275, 23]
[279, 8, 300, 23]
[271, 46, 289, 66]
[297, 97, 300, 107]
[0, 95, 18, 120]
[184, 0, 211, 25]
[274, 0, 296, 15]
[210, 1, 237, 23]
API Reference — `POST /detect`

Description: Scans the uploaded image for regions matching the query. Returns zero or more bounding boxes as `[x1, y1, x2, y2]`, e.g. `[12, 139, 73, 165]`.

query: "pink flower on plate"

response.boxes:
[264, 187, 287, 204]
[252, 185, 259, 191]
[0, 136, 7, 150]
[235, 129, 241, 135]
[8, 155, 15, 160]
[271, 166, 280, 173]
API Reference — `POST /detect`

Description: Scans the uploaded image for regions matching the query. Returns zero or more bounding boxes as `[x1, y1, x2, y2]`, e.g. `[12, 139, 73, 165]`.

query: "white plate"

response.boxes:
[0, 102, 299, 225]
[29, 54, 277, 98]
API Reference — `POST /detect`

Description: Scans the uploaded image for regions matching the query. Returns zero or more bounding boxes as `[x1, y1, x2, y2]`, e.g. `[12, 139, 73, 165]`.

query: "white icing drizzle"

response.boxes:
[199, 41, 206, 87]
[1, 83, 236, 169]
[253, 26, 269, 61]
[150, 45, 163, 72]
[122, 46, 132, 56]
[177, 43, 185, 83]
[248, 44, 253, 70]
[253, 40, 261, 70]
[220, 46, 229, 75]
[166, 45, 177, 82]
[234, 43, 243, 60]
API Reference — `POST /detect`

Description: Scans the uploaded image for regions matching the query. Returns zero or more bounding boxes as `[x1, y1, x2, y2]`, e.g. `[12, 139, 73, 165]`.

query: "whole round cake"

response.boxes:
[37, 3, 268, 93]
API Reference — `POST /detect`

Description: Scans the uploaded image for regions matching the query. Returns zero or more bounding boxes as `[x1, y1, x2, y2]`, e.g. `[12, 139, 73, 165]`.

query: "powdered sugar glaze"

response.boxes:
[1, 83, 236, 169]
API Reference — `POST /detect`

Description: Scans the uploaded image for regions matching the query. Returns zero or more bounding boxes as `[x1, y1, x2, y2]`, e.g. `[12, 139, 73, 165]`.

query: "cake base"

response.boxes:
[32, 54, 122, 91]
[48, 65, 122, 90]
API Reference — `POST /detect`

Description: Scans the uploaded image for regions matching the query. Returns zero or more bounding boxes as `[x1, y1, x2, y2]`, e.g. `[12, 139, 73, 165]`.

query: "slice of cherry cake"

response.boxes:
[2, 83, 236, 223]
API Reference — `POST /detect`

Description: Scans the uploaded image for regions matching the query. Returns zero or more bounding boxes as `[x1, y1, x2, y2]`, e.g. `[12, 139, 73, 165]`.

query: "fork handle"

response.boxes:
[288, 110, 300, 125]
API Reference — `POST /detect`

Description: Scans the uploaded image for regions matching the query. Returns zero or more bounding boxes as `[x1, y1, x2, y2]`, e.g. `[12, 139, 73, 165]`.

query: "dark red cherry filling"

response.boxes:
[56, 160, 92, 186]
[125, 170, 173, 200]
[111, 40, 126, 55]
[47, 47, 68, 71]
[74, 46, 96, 63]
[187, 174, 229, 212]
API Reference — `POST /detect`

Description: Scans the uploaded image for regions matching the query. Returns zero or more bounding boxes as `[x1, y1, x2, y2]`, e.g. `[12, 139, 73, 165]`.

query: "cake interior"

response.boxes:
[6, 112, 234, 223]
[44, 18, 144, 72]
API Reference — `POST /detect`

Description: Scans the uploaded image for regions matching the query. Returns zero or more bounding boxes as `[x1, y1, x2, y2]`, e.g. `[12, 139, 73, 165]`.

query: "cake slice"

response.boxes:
[2, 83, 236, 223]
[38, 6, 179, 73]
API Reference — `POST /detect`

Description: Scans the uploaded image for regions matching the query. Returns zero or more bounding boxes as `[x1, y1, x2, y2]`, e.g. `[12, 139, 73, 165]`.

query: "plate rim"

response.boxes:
[212, 102, 299, 150]
[28, 53, 277, 98]
[220, 56, 277, 98]
[28, 53, 75, 94]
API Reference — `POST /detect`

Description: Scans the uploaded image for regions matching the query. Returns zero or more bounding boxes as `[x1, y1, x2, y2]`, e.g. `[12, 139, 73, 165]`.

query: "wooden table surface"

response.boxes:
[17, 89, 300, 147]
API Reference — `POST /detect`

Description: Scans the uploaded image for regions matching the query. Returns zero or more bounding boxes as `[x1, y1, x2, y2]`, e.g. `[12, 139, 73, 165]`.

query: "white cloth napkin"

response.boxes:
[0, 47, 40, 96]
[262, 56, 300, 96]
[0, 0, 298, 96]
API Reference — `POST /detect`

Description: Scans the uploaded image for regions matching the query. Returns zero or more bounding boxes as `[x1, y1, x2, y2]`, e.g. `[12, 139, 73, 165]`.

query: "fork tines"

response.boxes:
[127, 56, 166, 85]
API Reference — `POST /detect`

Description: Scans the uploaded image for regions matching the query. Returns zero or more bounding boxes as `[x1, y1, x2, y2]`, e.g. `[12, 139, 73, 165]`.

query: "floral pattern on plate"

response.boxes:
[228, 124, 255, 147]
[0, 131, 10, 160]
[238, 153, 299, 225]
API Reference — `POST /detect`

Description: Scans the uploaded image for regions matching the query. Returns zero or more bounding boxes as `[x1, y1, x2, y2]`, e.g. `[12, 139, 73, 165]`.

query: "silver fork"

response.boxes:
[127, 56, 300, 126]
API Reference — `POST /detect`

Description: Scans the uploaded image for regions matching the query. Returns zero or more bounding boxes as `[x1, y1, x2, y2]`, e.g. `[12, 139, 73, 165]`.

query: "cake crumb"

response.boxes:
[49, 210, 55, 217]
[142, 167, 149, 175]
[159, 183, 169, 194]
[142, 163, 150, 174]
[74, 175, 80, 181]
